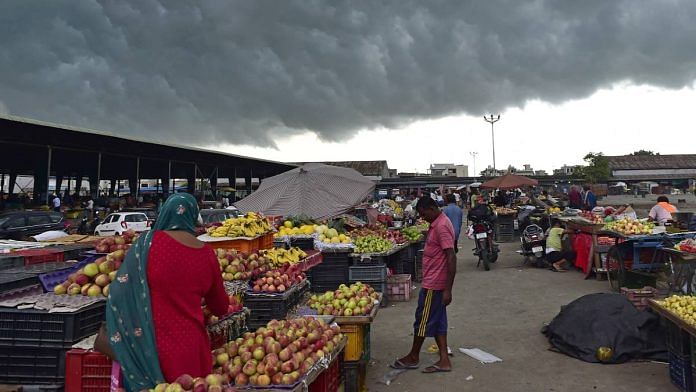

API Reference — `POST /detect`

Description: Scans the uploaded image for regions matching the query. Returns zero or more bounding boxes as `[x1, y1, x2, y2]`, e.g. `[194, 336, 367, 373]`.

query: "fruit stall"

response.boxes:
[648, 296, 696, 391]
[0, 209, 428, 391]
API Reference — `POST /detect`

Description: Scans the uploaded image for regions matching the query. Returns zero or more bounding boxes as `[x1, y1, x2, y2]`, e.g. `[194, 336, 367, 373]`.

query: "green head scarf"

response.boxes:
[106, 193, 200, 391]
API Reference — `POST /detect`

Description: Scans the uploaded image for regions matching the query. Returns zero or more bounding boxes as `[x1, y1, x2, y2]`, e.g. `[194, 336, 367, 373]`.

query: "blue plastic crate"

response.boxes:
[38, 256, 97, 292]
[669, 350, 693, 392]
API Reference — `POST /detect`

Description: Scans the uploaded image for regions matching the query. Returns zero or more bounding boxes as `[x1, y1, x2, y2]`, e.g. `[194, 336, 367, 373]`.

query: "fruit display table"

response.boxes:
[649, 299, 689, 328]
[239, 336, 347, 392]
[603, 232, 695, 290]
[332, 293, 382, 324]
[659, 248, 696, 294]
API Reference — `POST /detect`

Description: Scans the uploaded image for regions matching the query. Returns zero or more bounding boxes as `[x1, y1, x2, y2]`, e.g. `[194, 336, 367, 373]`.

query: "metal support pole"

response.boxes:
[483, 114, 500, 171]
[193, 163, 198, 194]
[96, 152, 102, 197]
[135, 157, 140, 199]
[46, 146, 52, 204]
[168, 160, 172, 194]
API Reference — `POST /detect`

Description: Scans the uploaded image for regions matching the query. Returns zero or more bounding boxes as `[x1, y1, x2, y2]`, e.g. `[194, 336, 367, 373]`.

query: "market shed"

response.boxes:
[0, 115, 295, 204]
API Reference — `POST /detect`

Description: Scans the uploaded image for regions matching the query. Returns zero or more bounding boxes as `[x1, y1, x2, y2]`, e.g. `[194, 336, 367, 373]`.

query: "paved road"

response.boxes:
[365, 240, 672, 392]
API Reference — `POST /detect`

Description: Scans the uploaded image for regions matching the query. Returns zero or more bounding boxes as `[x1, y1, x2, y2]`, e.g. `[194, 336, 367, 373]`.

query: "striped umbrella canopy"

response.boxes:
[234, 163, 375, 219]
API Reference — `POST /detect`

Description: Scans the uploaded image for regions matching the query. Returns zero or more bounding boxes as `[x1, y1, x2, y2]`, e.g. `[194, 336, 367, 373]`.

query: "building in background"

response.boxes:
[607, 154, 696, 193]
[553, 164, 583, 176]
[428, 163, 468, 177]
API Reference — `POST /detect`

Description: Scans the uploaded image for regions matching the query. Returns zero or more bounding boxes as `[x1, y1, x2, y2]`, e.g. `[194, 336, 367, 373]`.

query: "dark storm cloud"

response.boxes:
[1, 0, 696, 146]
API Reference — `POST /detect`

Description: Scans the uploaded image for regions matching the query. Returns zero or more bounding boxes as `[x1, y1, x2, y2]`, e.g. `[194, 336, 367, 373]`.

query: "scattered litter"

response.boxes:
[380, 369, 407, 385]
[458, 348, 502, 364]
[426, 345, 454, 356]
[466, 375, 474, 381]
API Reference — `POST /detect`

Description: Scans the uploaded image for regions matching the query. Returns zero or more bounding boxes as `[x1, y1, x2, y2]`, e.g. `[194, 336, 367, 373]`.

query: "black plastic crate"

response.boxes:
[400, 245, 416, 263]
[669, 350, 693, 392]
[349, 265, 387, 282]
[351, 254, 387, 266]
[0, 345, 69, 385]
[0, 262, 77, 275]
[244, 283, 307, 330]
[495, 233, 516, 243]
[244, 298, 291, 330]
[668, 321, 691, 356]
[308, 263, 349, 293]
[290, 237, 315, 251]
[0, 273, 38, 294]
[392, 258, 415, 276]
[0, 255, 24, 271]
[0, 302, 105, 347]
[273, 240, 289, 249]
[343, 358, 367, 392]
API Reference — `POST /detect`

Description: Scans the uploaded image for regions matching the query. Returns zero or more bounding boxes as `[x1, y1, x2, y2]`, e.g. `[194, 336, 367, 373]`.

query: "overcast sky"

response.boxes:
[1, 1, 696, 174]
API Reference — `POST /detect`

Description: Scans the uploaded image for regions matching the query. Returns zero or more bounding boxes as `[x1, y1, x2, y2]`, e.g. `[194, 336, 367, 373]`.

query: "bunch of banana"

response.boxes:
[206, 212, 273, 238]
[260, 247, 307, 267]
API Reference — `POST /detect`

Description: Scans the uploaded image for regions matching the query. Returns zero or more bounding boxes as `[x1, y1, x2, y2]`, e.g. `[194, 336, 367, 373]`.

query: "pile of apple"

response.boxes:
[385, 229, 406, 244]
[203, 294, 244, 325]
[308, 282, 379, 316]
[150, 374, 232, 392]
[603, 217, 654, 236]
[251, 268, 306, 294]
[211, 317, 343, 387]
[580, 211, 604, 224]
[215, 249, 272, 282]
[94, 230, 138, 253]
[53, 250, 126, 298]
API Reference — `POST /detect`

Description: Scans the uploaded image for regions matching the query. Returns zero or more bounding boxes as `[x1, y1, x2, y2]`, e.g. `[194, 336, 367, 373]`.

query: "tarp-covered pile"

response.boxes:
[543, 293, 667, 364]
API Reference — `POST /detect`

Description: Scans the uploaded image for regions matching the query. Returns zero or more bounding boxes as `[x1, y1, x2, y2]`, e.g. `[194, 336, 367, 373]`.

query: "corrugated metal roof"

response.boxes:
[607, 154, 696, 170]
[292, 160, 389, 176]
[610, 174, 695, 181]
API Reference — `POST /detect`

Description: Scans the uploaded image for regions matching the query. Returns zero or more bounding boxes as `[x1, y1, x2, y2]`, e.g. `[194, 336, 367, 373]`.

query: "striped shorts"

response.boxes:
[413, 288, 448, 337]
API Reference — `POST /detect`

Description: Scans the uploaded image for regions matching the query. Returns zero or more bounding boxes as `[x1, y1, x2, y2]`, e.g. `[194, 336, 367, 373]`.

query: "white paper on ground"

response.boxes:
[459, 348, 503, 364]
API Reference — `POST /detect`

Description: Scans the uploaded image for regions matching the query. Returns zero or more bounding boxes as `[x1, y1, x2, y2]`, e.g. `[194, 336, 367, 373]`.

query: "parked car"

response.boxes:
[199, 208, 240, 225]
[0, 211, 66, 240]
[120, 208, 158, 221]
[95, 212, 151, 236]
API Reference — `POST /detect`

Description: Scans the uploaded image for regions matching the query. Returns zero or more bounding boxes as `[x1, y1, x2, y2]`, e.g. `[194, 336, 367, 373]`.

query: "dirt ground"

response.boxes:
[364, 240, 673, 392]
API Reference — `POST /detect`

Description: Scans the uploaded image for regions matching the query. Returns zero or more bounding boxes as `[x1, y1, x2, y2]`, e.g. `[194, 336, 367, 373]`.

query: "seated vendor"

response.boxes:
[648, 195, 677, 224]
[546, 219, 577, 272]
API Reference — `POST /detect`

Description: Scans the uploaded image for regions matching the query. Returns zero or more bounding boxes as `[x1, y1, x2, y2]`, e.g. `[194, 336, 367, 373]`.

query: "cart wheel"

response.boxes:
[606, 246, 625, 292]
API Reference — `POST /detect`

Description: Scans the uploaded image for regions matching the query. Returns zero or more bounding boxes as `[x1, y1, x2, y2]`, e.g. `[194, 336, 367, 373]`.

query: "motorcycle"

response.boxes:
[520, 224, 547, 267]
[76, 216, 101, 235]
[470, 220, 499, 271]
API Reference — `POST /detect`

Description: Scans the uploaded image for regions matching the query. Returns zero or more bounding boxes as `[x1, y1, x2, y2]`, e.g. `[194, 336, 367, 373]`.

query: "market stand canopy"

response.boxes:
[480, 173, 538, 190]
[234, 163, 375, 220]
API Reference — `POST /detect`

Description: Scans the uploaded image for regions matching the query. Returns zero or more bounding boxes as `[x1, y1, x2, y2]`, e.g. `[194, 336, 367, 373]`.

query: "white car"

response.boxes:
[95, 212, 152, 236]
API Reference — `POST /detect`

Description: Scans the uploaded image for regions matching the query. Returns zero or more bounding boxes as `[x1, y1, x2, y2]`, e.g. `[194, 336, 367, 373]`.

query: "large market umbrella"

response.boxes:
[234, 163, 375, 219]
[480, 173, 538, 190]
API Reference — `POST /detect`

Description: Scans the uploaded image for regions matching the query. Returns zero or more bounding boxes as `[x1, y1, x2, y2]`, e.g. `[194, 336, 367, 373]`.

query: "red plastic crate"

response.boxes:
[309, 355, 342, 392]
[386, 274, 412, 302]
[16, 249, 65, 266]
[620, 286, 657, 310]
[64, 349, 112, 392]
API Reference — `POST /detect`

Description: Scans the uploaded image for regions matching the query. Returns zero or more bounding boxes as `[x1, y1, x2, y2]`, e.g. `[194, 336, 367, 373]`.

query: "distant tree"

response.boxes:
[576, 152, 610, 183]
[507, 165, 517, 173]
[629, 150, 658, 156]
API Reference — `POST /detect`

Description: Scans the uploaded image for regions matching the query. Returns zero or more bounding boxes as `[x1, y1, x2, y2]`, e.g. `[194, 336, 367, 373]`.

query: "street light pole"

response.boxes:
[483, 114, 501, 171]
[469, 151, 478, 178]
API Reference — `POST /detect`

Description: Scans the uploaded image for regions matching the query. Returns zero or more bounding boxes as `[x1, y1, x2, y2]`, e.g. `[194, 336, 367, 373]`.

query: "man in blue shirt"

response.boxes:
[442, 194, 463, 253]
